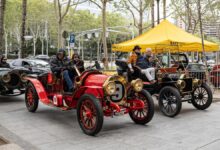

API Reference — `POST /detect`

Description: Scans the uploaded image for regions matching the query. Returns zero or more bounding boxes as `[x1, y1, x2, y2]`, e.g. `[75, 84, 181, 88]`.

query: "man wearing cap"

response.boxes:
[127, 45, 141, 72]
[50, 49, 74, 92]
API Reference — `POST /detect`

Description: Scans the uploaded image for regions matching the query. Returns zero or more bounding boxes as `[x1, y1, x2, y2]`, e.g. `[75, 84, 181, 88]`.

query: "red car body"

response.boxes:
[210, 65, 220, 87]
[25, 69, 154, 136]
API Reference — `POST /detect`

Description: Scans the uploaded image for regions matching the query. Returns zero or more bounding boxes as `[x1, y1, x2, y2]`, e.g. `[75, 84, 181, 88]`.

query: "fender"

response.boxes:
[25, 77, 50, 105]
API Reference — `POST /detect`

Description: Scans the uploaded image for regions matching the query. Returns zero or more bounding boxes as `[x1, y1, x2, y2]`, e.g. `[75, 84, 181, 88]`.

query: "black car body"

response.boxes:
[9, 59, 51, 75]
[0, 67, 29, 96]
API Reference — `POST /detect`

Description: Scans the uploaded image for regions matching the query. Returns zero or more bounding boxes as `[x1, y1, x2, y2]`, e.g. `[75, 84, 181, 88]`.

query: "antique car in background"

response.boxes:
[24, 66, 154, 136]
[9, 59, 51, 75]
[210, 64, 220, 87]
[116, 58, 212, 117]
[34, 55, 50, 62]
[0, 67, 29, 96]
[158, 53, 206, 81]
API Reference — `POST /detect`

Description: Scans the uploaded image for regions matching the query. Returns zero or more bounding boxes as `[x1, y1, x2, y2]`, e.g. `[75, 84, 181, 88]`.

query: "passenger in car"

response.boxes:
[70, 53, 85, 73]
[0, 55, 10, 68]
[135, 48, 156, 83]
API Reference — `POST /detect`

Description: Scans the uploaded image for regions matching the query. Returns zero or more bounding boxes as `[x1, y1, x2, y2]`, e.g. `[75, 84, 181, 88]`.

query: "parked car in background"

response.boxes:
[34, 55, 50, 62]
[9, 59, 50, 75]
[207, 59, 216, 70]
[186, 63, 206, 81]
[210, 64, 220, 87]
[158, 53, 206, 81]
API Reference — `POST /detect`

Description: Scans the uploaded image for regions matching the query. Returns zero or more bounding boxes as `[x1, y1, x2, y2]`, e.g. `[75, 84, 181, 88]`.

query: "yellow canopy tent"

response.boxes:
[112, 20, 219, 53]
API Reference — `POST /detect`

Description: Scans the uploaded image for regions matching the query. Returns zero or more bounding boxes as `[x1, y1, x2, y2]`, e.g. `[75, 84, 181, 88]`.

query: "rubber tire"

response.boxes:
[191, 83, 212, 110]
[129, 90, 154, 125]
[77, 94, 103, 136]
[25, 82, 39, 112]
[158, 86, 182, 117]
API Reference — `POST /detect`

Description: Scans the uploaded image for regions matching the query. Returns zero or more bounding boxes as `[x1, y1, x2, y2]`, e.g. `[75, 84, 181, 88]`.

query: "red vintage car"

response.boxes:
[24, 67, 154, 136]
[210, 64, 220, 87]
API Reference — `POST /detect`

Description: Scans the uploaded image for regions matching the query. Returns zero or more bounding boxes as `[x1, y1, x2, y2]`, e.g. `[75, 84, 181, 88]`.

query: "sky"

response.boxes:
[76, 0, 173, 23]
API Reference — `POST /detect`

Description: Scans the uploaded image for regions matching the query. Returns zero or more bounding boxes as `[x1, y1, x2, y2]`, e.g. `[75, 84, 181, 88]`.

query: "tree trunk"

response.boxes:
[197, 0, 205, 63]
[157, 0, 160, 24]
[163, 0, 166, 19]
[138, 0, 143, 35]
[151, 0, 155, 28]
[21, 0, 27, 58]
[41, 39, 44, 55]
[186, 0, 192, 32]
[33, 39, 36, 56]
[58, 20, 63, 49]
[4, 31, 7, 58]
[0, 0, 6, 53]
[102, 1, 108, 69]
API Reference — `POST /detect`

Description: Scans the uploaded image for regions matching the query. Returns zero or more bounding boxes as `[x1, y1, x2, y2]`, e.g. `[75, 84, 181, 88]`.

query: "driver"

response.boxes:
[50, 49, 74, 92]
[0, 55, 10, 68]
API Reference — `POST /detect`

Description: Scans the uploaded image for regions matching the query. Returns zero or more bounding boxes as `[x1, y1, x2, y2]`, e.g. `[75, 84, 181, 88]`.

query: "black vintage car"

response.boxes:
[0, 67, 29, 96]
[0, 58, 50, 96]
[116, 58, 212, 117]
[9, 59, 51, 75]
[159, 53, 206, 80]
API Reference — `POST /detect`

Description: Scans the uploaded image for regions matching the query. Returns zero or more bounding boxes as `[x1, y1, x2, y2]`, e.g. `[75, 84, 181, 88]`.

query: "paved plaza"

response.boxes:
[0, 94, 220, 150]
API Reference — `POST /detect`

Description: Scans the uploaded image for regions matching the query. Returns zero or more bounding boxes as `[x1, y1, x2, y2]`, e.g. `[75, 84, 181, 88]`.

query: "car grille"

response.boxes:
[189, 71, 205, 80]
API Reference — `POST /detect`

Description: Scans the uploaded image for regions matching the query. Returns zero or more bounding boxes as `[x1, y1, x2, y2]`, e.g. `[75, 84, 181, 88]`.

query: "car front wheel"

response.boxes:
[129, 90, 154, 125]
[191, 83, 212, 110]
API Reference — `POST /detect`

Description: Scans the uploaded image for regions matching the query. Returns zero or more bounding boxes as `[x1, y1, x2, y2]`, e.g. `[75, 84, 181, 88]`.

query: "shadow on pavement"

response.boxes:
[0, 95, 24, 103]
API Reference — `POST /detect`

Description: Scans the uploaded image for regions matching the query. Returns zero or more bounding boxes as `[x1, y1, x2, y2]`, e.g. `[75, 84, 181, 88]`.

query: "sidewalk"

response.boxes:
[213, 89, 220, 101]
[0, 144, 23, 150]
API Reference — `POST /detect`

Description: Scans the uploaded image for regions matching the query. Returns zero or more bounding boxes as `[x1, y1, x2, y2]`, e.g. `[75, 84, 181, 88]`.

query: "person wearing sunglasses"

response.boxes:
[0, 55, 10, 68]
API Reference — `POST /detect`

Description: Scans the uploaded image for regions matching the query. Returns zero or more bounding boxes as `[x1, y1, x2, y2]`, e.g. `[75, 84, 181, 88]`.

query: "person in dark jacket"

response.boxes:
[0, 55, 10, 68]
[50, 49, 74, 92]
[70, 53, 85, 73]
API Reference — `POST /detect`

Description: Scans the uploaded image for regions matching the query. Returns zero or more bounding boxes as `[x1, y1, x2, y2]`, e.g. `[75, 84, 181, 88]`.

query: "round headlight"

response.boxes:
[193, 79, 202, 87]
[177, 80, 186, 90]
[20, 73, 27, 83]
[104, 81, 116, 95]
[131, 79, 143, 92]
[2, 73, 11, 83]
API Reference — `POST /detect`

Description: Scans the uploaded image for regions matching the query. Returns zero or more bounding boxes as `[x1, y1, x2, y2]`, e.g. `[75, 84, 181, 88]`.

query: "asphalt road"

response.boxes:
[0, 95, 220, 150]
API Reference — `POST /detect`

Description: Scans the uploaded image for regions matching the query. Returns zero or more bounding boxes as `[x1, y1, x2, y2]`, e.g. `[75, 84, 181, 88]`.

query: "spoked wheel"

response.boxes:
[159, 86, 182, 117]
[191, 83, 212, 110]
[25, 83, 39, 112]
[129, 90, 154, 125]
[77, 94, 103, 136]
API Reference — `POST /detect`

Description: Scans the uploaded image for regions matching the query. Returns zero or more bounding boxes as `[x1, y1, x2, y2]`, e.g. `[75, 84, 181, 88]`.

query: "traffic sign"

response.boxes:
[69, 33, 75, 48]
